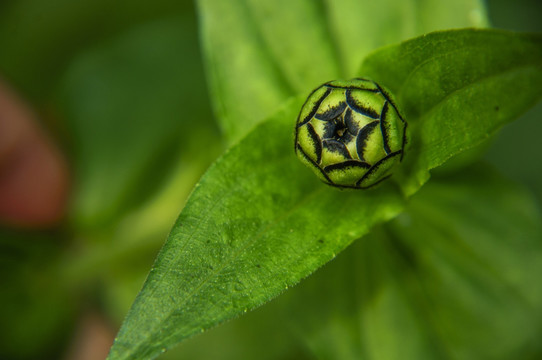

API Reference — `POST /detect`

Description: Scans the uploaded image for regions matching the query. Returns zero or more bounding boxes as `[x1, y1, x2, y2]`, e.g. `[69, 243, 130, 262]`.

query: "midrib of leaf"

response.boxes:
[239, 0, 297, 97]
[243, 0, 346, 87]
[317, 0, 348, 78]
[196, 0, 297, 142]
[249, 0, 344, 86]
[205, 46, 228, 132]
[395, 46, 478, 102]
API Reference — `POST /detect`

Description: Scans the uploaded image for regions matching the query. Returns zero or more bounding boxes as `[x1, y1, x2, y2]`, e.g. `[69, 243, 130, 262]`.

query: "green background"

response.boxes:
[0, 0, 541, 359]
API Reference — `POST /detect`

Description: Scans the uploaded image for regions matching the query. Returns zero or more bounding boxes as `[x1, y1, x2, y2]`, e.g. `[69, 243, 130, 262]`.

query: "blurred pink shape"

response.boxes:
[63, 311, 116, 360]
[0, 78, 70, 228]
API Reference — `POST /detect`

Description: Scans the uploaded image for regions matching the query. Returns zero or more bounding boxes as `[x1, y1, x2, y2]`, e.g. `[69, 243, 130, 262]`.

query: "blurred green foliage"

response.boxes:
[57, 16, 219, 229]
[485, 0, 542, 202]
[0, 0, 541, 359]
[0, 0, 192, 101]
[0, 0, 221, 358]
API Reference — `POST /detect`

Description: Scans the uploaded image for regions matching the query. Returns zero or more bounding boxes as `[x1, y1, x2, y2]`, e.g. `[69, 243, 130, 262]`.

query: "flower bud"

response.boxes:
[295, 78, 407, 189]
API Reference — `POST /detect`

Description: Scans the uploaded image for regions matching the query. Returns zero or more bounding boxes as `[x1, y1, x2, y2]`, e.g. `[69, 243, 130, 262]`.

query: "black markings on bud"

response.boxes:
[295, 78, 407, 189]
[344, 109, 359, 135]
[322, 139, 352, 159]
[315, 101, 347, 121]
[306, 123, 322, 164]
[324, 160, 371, 172]
[345, 89, 379, 119]
[380, 101, 392, 154]
[356, 121, 379, 161]
[297, 88, 331, 127]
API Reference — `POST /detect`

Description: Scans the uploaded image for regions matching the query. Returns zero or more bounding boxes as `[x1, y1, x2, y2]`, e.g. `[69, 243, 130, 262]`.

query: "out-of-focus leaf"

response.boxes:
[57, 17, 219, 229]
[486, 101, 542, 203]
[322, 0, 487, 79]
[484, 0, 542, 206]
[488, 0, 542, 33]
[0, 0, 192, 101]
[0, 230, 77, 359]
[107, 97, 406, 360]
[197, 0, 487, 143]
[90, 152, 220, 324]
[359, 29, 542, 195]
[160, 293, 311, 360]
[108, 29, 542, 359]
[281, 163, 542, 360]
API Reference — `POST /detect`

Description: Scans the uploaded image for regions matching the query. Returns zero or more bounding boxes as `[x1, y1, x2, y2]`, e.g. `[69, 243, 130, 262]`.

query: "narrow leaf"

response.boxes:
[359, 29, 542, 195]
[107, 97, 406, 360]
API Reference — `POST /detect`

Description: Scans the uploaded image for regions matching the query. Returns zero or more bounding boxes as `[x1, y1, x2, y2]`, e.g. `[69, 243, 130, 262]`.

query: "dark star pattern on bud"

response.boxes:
[295, 78, 407, 189]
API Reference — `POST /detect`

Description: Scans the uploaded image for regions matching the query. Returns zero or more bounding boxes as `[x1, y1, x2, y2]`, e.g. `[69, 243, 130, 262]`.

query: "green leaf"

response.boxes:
[57, 17, 219, 229]
[280, 163, 542, 360]
[197, 0, 487, 143]
[359, 28, 542, 195]
[107, 97, 406, 360]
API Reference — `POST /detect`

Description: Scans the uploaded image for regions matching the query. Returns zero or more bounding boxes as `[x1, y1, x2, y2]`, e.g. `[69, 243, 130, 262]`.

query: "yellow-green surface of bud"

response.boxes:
[294, 78, 407, 189]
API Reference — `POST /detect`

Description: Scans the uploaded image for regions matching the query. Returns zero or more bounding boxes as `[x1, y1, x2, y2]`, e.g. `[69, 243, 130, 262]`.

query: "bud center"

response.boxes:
[331, 114, 349, 142]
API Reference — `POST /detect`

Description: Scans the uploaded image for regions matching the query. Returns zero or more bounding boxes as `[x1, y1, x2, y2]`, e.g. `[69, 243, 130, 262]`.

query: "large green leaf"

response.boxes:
[281, 164, 542, 360]
[108, 29, 542, 359]
[197, 0, 487, 143]
[359, 29, 542, 195]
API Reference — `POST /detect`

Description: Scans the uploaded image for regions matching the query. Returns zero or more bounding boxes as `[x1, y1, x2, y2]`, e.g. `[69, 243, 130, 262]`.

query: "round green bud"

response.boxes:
[294, 78, 407, 189]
